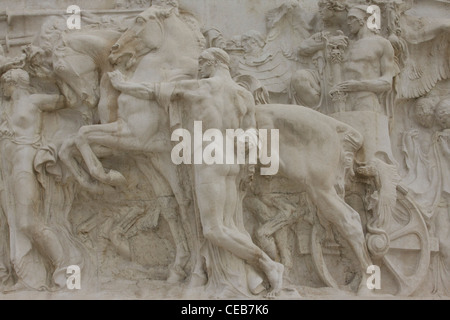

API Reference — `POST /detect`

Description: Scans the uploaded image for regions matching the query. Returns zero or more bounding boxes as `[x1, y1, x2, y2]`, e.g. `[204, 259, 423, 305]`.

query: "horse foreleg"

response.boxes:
[159, 198, 190, 283]
[59, 137, 113, 194]
[149, 154, 192, 226]
[75, 121, 131, 187]
[148, 155, 199, 276]
[98, 74, 119, 124]
[134, 157, 190, 282]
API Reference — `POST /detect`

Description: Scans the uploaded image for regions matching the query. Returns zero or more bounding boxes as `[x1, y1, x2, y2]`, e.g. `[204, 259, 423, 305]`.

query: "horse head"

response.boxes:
[109, 6, 172, 70]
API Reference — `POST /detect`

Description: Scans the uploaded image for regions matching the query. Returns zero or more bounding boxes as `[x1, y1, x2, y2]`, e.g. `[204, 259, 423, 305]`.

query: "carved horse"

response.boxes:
[39, 26, 121, 125]
[58, 6, 205, 282]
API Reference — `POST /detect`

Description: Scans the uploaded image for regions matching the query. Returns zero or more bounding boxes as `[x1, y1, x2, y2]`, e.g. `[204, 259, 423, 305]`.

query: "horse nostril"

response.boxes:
[112, 44, 120, 51]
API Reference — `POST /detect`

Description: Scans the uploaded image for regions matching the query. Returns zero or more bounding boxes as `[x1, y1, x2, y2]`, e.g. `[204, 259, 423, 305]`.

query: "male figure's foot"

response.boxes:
[264, 261, 284, 299]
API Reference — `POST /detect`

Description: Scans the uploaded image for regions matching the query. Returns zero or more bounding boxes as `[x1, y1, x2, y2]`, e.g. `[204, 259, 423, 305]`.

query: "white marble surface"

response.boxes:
[0, 0, 449, 300]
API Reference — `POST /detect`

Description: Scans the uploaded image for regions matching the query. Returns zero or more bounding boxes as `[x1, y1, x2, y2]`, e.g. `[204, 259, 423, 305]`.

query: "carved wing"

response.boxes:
[265, 1, 311, 56]
[396, 15, 450, 99]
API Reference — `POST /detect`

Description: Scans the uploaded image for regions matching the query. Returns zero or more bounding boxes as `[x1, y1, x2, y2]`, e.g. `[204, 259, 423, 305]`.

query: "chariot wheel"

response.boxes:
[310, 188, 431, 296]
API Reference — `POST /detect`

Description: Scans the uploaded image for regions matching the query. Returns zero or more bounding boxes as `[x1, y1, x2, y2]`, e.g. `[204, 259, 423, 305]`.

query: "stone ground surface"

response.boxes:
[0, 280, 446, 300]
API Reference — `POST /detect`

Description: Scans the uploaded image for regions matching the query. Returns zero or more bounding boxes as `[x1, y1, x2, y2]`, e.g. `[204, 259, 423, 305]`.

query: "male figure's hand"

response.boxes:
[108, 70, 126, 90]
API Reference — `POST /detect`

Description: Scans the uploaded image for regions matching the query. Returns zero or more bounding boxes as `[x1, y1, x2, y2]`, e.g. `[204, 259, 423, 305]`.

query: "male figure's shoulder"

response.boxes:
[365, 34, 393, 48]
[355, 34, 394, 57]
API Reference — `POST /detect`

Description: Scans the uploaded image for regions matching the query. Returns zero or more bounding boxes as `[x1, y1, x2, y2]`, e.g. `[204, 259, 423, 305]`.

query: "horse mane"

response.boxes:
[139, 6, 205, 51]
[178, 10, 206, 51]
[61, 29, 122, 64]
[141, 5, 175, 20]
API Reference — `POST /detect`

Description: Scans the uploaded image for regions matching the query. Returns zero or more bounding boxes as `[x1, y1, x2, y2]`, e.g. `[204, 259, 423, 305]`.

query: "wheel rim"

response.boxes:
[310, 190, 430, 296]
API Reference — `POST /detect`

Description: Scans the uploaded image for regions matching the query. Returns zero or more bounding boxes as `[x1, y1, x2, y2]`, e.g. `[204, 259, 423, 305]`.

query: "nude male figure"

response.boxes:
[330, 6, 398, 114]
[327, 5, 399, 171]
[327, 5, 401, 267]
[109, 48, 284, 297]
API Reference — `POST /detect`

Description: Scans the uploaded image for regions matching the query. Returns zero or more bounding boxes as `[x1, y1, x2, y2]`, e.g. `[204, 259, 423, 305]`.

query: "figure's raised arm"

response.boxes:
[109, 69, 205, 103]
[298, 32, 326, 57]
[168, 79, 203, 100]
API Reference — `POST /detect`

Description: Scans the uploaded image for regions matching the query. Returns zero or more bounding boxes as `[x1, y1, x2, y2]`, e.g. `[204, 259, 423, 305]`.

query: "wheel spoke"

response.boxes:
[383, 255, 415, 296]
[389, 215, 422, 242]
[383, 249, 429, 296]
[383, 194, 430, 296]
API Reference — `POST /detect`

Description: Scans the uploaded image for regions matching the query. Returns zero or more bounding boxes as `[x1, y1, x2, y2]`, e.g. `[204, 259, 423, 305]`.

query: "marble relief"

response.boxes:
[0, 0, 449, 299]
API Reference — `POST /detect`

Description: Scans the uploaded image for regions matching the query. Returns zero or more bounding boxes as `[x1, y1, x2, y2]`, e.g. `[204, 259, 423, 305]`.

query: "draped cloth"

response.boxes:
[0, 137, 48, 290]
[238, 51, 292, 95]
[401, 130, 450, 217]
[430, 130, 450, 295]
[402, 129, 450, 295]
[0, 160, 14, 290]
[401, 131, 440, 218]
[34, 143, 92, 289]
[199, 169, 264, 298]
[0, 132, 90, 290]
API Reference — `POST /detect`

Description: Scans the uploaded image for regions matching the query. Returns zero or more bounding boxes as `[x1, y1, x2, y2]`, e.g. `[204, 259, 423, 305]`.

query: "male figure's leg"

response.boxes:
[195, 164, 283, 295]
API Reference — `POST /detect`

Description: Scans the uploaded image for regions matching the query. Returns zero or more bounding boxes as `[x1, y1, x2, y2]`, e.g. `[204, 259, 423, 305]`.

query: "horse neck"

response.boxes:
[160, 14, 202, 58]
[64, 31, 120, 71]
[130, 15, 202, 82]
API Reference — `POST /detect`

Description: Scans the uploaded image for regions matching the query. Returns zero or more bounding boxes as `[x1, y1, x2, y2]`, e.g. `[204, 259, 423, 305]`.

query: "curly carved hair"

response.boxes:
[1, 69, 30, 88]
[436, 99, 450, 116]
[241, 30, 266, 49]
[152, 0, 178, 8]
[318, 0, 347, 12]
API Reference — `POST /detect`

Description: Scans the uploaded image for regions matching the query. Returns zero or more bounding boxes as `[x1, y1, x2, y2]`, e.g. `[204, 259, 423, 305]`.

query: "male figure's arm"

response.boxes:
[357, 40, 397, 93]
[298, 33, 326, 57]
[109, 70, 204, 102]
[330, 39, 397, 95]
[109, 70, 157, 100]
